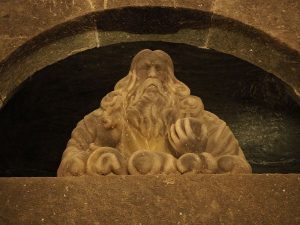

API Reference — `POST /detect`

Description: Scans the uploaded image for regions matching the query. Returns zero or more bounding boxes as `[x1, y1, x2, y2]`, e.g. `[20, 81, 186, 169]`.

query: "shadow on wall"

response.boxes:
[0, 41, 299, 176]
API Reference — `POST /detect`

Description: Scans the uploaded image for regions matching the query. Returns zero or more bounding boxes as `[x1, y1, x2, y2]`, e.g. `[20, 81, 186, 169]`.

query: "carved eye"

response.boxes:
[155, 64, 161, 71]
[136, 63, 150, 79]
[138, 63, 150, 72]
[144, 64, 151, 70]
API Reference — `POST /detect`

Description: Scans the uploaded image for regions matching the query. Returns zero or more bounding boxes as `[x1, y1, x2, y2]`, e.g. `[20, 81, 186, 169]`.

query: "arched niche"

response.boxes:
[0, 6, 299, 108]
[0, 41, 299, 176]
[0, 6, 299, 176]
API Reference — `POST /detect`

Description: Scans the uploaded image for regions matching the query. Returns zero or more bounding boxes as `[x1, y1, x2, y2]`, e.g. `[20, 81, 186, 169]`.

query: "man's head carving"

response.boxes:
[115, 49, 190, 96]
[57, 49, 252, 177]
[100, 49, 204, 133]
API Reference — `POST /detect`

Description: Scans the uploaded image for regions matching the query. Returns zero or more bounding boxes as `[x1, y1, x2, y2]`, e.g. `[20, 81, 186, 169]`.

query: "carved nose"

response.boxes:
[148, 66, 157, 78]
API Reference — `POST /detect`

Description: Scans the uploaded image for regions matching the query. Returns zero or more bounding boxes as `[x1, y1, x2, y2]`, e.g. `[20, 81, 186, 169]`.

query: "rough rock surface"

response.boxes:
[0, 175, 299, 225]
[0, 0, 299, 108]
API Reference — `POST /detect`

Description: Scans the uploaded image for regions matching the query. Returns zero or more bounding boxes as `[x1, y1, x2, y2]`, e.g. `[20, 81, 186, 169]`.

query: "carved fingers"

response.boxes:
[128, 150, 178, 175]
[169, 117, 208, 155]
[87, 146, 128, 175]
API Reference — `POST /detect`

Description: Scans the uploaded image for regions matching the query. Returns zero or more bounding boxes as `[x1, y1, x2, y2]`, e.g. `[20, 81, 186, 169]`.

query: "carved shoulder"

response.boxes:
[66, 109, 101, 150]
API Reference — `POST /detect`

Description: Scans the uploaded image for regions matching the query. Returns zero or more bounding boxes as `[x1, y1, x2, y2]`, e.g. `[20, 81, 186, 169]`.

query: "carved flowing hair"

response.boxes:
[99, 49, 205, 129]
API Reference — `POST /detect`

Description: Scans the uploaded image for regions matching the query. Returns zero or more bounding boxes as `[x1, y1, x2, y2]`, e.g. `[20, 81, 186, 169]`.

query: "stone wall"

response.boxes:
[1, 175, 299, 225]
[0, 0, 299, 108]
[0, 2, 299, 223]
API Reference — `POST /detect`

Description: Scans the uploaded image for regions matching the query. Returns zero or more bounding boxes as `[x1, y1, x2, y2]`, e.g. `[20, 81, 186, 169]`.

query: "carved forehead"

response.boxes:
[130, 49, 174, 71]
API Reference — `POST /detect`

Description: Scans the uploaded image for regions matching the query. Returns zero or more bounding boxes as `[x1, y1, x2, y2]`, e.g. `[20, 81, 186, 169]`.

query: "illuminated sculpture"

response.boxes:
[57, 49, 252, 176]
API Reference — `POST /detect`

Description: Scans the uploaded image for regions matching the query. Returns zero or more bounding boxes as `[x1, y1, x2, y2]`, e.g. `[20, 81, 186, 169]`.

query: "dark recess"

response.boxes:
[0, 41, 299, 176]
[96, 8, 211, 34]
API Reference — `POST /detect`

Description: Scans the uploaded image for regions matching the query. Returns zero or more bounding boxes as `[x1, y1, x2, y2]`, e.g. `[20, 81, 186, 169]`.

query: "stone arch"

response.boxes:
[0, 2, 299, 108]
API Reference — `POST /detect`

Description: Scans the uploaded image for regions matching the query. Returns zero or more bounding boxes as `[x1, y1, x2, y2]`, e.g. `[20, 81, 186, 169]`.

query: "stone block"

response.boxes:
[0, 0, 97, 62]
[0, 175, 299, 225]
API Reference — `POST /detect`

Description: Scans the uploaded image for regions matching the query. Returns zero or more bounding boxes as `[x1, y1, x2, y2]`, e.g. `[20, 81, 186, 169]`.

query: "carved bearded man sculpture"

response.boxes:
[57, 49, 252, 176]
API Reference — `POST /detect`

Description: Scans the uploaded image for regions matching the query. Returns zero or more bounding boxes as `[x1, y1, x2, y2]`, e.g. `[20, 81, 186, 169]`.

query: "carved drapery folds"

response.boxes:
[57, 49, 251, 176]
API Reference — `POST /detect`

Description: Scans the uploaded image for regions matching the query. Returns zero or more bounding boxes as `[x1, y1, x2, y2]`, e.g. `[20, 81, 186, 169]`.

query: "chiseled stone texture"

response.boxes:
[0, 0, 104, 62]
[0, 0, 299, 63]
[0, 175, 299, 225]
[0, 0, 299, 108]
[105, 0, 175, 8]
[213, 0, 300, 51]
[207, 0, 300, 97]
[174, 0, 214, 12]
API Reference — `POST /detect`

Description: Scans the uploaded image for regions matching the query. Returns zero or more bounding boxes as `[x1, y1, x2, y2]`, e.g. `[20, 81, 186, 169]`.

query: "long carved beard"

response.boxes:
[125, 79, 177, 138]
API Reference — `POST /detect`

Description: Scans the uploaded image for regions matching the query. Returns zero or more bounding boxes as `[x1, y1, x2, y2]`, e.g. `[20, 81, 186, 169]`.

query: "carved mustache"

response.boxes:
[139, 78, 166, 96]
[126, 77, 170, 107]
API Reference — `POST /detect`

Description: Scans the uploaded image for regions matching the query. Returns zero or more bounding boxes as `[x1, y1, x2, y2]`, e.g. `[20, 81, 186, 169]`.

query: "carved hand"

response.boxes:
[86, 144, 127, 175]
[168, 117, 208, 155]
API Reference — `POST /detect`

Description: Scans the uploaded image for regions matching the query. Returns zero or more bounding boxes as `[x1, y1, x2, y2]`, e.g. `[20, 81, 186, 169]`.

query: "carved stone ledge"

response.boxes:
[0, 175, 299, 225]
